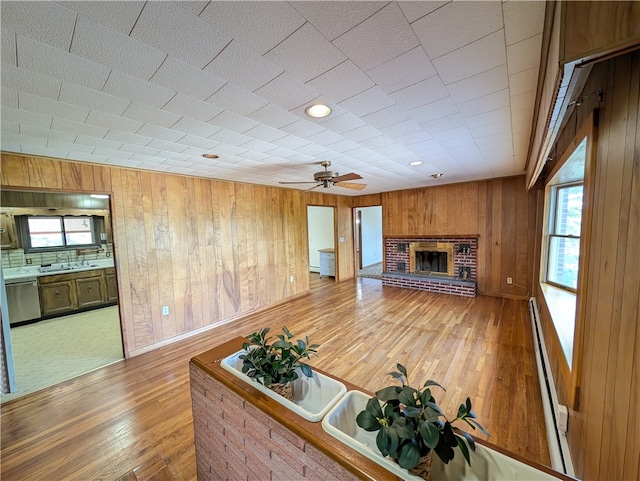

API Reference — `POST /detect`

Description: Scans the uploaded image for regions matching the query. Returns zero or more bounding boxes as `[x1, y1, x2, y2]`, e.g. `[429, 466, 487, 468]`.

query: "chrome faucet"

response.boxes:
[57, 252, 71, 265]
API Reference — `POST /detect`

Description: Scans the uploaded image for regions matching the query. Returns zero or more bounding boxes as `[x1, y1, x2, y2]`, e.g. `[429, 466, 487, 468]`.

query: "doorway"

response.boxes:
[307, 206, 336, 281]
[1, 190, 123, 401]
[355, 206, 383, 279]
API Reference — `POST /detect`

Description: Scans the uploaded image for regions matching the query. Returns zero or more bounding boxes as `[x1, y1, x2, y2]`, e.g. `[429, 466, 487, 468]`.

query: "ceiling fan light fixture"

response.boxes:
[431, 173, 443, 178]
[202, 153, 219, 159]
[305, 104, 331, 118]
[409, 161, 422, 166]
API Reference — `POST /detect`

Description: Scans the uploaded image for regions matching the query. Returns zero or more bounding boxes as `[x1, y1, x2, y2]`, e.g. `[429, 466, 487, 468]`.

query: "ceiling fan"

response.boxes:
[279, 161, 366, 191]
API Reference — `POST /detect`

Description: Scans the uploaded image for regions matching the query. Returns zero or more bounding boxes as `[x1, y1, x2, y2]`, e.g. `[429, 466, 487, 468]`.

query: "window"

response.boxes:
[546, 183, 583, 291]
[24, 215, 97, 250]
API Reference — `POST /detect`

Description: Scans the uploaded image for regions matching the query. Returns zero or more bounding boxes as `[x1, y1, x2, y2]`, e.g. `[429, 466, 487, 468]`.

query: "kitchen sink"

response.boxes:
[322, 390, 567, 481]
[220, 349, 347, 422]
[39, 263, 101, 273]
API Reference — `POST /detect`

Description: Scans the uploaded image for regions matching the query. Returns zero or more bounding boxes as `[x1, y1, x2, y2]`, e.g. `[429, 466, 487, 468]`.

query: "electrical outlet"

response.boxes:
[289, 275, 294, 282]
[506, 277, 513, 285]
[162, 305, 169, 315]
[26, 258, 32, 265]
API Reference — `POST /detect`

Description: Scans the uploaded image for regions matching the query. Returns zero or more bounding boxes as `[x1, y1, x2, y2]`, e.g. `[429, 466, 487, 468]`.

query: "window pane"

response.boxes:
[64, 217, 94, 245]
[554, 185, 583, 236]
[28, 217, 64, 247]
[548, 236, 580, 289]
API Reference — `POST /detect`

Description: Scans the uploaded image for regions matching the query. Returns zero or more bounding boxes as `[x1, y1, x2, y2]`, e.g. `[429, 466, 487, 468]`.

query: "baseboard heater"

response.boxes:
[528, 297, 575, 477]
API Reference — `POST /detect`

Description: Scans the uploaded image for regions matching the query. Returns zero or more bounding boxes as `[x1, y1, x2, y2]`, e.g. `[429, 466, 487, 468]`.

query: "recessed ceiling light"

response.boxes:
[202, 153, 219, 159]
[90, 194, 109, 199]
[431, 173, 443, 178]
[305, 104, 332, 118]
[409, 161, 422, 166]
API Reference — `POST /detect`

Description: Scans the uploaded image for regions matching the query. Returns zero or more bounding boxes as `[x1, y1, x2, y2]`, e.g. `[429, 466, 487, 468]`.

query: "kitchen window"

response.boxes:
[22, 215, 99, 251]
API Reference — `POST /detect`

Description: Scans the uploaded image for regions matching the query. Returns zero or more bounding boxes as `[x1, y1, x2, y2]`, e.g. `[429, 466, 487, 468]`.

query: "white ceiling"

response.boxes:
[0, 1, 545, 195]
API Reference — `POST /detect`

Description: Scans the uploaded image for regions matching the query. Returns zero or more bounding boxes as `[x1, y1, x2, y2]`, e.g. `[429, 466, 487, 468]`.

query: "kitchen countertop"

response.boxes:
[3, 258, 115, 282]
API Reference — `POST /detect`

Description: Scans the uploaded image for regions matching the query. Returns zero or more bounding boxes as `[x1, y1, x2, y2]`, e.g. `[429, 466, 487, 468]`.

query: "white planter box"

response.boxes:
[220, 350, 347, 422]
[322, 390, 569, 481]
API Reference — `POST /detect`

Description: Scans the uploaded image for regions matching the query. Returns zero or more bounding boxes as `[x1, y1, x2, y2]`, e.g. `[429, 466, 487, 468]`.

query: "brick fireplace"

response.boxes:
[383, 236, 478, 297]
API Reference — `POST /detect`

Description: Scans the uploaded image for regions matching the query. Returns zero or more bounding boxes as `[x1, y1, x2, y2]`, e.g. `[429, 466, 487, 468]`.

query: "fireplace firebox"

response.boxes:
[409, 242, 455, 277]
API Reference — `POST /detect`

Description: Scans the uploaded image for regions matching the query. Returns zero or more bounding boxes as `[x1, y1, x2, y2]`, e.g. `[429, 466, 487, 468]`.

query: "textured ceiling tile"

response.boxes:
[19, 92, 89, 122]
[91, 148, 133, 160]
[131, 1, 230, 68]
[407, 97, 459, 124]
[1, 63, 61, 99]
[242, 124, 287, 143]
[86, 110, 142, 133]
[2, 107, 53, 128]
[433, 30, 506, 84]
[1, 1, 75, 50]
[162, 94, 224, 123]
[208, 110, 260, 133]
[342, 125, 382, 143]
[279, 119, 326, 138]
[210, 129, 253, 147]
[171, 118, 221, 139]
[398, 1, 448, 23]
[254, 72, 319, 111]
[272, 135, 310, 150]
[20, 124, 76, 143]
[457, 89, 510, 118]
[421, 113, 466, 134]
[17, 36, 110, 90]
[474, 129, 513, 146]
[338, 86, 395, 117]
[48, 139, 94, 153]
[306, 129, 345, 146]
[104, 130, 153, 147]
[150, 57, 225, 101]
[265, 23, 346, 83]
[379, 119, 423, 138]
[509, 67, 539, 96]
[412, 2, 503, 59]
[465, 106, 511, 130]
[325, 138, 361, 153]
[506, 34, 543, 75]
[2, 30, 17, 65]
[203, 40, 283, 92]
[393, 130, 433, 147]
[174, 1, 208, 17]
[71, 16, 166, 80]
[119, 143, 161, 156]
[50, 118, 108, 138]
[389, 75, 449, 110]
[290, 1, 384, 40]
[199, 1, 305, 55]
[146, 139, 189, 153]
[503, 1, 545, 46]
[2, 131, 47, 148]
[318, 112, 366, 134]
[333, 2, 418, 71]
[248, 103, 299, 129]
[136, 124, 185, 142]
[207, 83, 269, 116]
[366, 47, 437, 94]
[241, 139, 278, 154]
[59, 81, 130, 115]
[510, 91, 536, 113]
[359, 135, 395, 150]
[360, 105, 410, 129]
[306, 60, 374, 103]
[122, 103, 181, 129]
[75, 135, 123, 151]
[58, 1, 144, 35]
[0, 86, 17, 108]
[446, 64, 508, 103]
[102, 70, 176, 108]
[175, 135, 220, 151]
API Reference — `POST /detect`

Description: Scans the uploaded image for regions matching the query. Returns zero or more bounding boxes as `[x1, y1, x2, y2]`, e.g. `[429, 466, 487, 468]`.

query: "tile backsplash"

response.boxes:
[1, 245, 114, 269]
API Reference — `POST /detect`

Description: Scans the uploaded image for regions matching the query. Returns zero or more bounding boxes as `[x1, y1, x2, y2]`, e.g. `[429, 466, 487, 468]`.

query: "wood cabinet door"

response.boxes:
[40, 281, 75, 316]
[105, 273, 118, 302]
[0, 213, 18, 250]
[76, 277, 104, 308]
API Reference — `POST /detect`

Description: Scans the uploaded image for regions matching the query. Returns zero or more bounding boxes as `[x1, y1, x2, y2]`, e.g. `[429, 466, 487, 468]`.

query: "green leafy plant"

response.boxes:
[240, 326, 319, 387]
[356, 363, 488, 471]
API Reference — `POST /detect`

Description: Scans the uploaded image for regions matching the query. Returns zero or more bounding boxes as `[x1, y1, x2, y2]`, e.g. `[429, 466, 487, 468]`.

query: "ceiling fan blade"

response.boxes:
[331, 172, 362, 182]
[334, 182, 367, 191]
[279, 181, 321, 184]
[303, 184, 323, 193]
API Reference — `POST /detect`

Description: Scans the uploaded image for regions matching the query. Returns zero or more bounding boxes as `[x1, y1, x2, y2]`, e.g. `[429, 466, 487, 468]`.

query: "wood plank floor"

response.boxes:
[1, 275, 550, 480]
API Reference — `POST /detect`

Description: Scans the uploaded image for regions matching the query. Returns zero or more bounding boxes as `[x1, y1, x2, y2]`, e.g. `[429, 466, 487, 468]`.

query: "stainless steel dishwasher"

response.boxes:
[6, 277, 41, 325]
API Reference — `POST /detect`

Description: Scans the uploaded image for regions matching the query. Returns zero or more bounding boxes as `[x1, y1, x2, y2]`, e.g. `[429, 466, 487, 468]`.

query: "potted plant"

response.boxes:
[239, 326, 319, 401]
[356, 363, 488, 480]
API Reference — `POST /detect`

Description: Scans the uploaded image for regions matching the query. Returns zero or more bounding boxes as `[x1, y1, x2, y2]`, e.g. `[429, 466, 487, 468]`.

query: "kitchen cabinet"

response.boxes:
[40, 281, 76, 316]
[105, 268, 118, 303]
[0, 211, 19, 250]
[39, 268, 114, 317]
[319, 248, 335, 278]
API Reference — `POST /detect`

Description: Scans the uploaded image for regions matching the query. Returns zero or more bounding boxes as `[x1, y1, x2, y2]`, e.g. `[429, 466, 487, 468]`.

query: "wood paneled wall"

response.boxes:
[533, 50, 640, 480]
[1, 154, 354, 357]
[377, 177, 537, 297]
